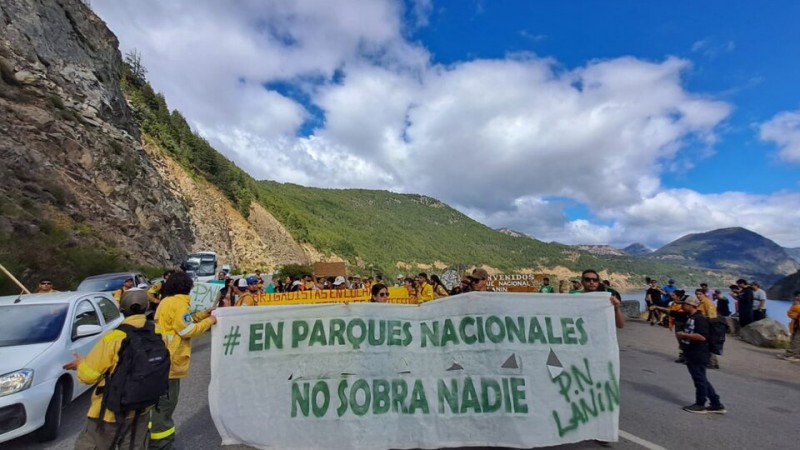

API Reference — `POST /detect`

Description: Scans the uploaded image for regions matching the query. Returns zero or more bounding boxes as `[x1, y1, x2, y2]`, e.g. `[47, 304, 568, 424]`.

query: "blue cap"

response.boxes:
[246, 276, 259, 285]
[668, 279, 675, 283]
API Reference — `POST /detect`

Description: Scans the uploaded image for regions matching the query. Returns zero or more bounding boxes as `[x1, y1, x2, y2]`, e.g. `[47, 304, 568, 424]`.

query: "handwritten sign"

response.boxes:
[208, 292, 620, 449]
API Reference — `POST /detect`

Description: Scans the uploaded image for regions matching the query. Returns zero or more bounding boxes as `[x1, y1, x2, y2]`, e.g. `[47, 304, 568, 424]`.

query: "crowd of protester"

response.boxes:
[40, 263, 800, 448]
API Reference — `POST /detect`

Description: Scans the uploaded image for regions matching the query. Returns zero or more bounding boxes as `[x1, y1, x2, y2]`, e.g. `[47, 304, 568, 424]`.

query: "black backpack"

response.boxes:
[97, 322, 170, 449]
[708, 318, 728, 355]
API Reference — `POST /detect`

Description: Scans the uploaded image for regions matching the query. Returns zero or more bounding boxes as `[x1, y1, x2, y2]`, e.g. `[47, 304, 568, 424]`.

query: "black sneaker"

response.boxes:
[675, 357, 686, 364]
[707, 404, 727, 414]
[682, 404, 707, 414]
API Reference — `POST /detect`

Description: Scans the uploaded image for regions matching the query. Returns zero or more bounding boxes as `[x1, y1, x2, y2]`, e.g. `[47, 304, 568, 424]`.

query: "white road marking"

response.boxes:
[619, 429, 669, 450]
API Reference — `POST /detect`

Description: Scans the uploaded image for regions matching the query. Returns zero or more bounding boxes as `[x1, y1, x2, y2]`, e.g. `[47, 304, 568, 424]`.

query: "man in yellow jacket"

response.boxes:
[64, 290, 151, 450]
[235, 276, 268, 306]
[151, 271, 216, 449]
[416, 273, 435, 303]
[112, 277, 134, 304]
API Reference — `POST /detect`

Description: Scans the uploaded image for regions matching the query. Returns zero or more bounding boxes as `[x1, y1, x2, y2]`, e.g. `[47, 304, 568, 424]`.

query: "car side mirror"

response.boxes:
[73, 324, 103, 339]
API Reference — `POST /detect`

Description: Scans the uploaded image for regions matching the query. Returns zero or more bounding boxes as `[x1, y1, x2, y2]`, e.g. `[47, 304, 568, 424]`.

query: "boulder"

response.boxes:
[620, 300, 641, 319]
[722, 316, 740, 336]
[739, 319, 790, 348]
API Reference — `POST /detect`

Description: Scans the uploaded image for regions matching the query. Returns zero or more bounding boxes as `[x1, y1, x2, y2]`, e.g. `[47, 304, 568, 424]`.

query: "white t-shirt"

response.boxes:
[753, 288, 767, 310]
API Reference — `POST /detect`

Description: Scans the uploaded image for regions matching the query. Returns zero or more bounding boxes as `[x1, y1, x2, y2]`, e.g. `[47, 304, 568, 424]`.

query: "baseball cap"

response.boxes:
[333, 276, 346, 286]
[246, 276, 259, 285]
[683, 296, 700, 307]
[471, 268, 489, 281]
[668, 279, 675, 284]
[236, 278, 247, 288]
[120, 289, 148, 313]
[291, 280, 302, 287]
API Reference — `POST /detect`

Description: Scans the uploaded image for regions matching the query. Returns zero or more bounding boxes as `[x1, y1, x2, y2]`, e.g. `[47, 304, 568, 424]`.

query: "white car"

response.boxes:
[0, 292, 123, 443]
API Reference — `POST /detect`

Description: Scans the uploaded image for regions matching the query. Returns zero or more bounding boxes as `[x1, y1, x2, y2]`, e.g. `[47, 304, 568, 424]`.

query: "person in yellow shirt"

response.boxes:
[63, 290, 152, 450]
[416, 273, 435, 303]
[777, 291, 800, 362]
[696, 289, 720, 369]
[236, 276, 268, 306]
[695, 289, 718, 319]
[430, 274, 450, 298]
[147, 270, 174, 315]
[151, 272, 216, 449]
[112, 277, 134, 304]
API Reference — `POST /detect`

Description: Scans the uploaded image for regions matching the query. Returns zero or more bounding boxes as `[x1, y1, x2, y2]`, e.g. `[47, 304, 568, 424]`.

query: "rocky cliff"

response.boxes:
[0, 0, 316, 292]
[0, 0, 199, 290]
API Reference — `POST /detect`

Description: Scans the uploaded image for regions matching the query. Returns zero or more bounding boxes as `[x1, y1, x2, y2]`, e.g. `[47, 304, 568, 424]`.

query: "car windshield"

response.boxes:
[77, 275, 130, 292]
[0, 304, 69, 347]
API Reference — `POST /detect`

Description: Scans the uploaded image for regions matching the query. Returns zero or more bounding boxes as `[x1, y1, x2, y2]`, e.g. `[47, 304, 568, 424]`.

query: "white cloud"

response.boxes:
[760, 110, 800, 163]
[691, 38, 736, 58]
[90, 0, 800, 249]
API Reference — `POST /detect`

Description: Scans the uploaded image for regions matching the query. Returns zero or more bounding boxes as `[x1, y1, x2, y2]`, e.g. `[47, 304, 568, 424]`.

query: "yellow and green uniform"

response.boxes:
[150, 294, 214, 447]
[417, 281, 435, 303]
[236, 291, 268, 306]
[112, 287, 129, 304]
[147, 281, 163, 305]
[76, 315, 147, 422]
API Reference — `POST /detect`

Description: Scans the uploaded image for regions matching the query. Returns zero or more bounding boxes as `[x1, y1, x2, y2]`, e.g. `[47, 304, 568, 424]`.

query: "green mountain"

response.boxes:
[767, 271, 800, 300]
[647, 227, 799, 285]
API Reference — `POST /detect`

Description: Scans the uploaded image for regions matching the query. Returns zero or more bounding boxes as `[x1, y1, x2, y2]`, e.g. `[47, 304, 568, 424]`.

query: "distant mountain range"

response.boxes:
[623, 243, 652, 255]
[645, 227, 799, 285]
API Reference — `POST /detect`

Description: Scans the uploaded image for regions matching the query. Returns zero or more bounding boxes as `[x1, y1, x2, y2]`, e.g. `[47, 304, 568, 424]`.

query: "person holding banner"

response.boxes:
[370, 283, 390, 303]
[151, 272, 217, 449]
[580, 269, 625, 329]
[469, 267, 491, 291]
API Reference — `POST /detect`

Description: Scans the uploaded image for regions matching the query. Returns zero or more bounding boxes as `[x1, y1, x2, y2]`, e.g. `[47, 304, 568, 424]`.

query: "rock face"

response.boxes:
[739, 319, 790, 349]
[143, 140, 310, 271]
[0, 0, 196, 286]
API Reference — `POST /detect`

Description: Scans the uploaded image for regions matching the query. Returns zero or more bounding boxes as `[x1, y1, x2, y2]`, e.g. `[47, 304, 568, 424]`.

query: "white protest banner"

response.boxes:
[209, 292, 620, 450]
[189, 282, 223, 313]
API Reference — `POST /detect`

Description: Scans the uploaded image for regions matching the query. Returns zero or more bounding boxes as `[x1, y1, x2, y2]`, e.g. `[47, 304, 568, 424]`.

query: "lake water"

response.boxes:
[621, 290, 792, 327]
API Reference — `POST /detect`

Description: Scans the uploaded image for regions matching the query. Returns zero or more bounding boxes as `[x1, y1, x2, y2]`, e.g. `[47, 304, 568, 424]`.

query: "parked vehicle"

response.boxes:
[183, 251, 218, 282]
[76, 272, 150, 293]
[0, 292, 124, 443]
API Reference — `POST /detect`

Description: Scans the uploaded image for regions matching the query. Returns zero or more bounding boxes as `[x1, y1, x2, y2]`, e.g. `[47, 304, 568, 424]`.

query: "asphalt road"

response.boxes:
[6, 319, 799, 450]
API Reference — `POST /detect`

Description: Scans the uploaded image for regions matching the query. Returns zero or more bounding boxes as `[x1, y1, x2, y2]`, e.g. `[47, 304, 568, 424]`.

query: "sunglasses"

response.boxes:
[40, 282, 52, 285]
[377, 292, 389, 297]
[582, 277, 600, 282]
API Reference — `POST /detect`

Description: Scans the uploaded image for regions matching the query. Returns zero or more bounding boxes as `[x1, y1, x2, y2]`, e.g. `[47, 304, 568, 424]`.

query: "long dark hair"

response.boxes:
[162, 271, 194, 297]
[430, 274, 446, 290]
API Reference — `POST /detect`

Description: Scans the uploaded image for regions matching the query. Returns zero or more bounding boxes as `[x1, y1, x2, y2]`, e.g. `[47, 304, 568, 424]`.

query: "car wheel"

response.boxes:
[35, 382, 64, 442]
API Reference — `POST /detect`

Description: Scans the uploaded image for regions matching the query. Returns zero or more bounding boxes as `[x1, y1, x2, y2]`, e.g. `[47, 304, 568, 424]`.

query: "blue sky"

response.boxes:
[92, 0, 800, 248]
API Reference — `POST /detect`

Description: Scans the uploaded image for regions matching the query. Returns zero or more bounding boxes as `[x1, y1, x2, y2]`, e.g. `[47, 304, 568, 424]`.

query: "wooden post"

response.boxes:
[0, 264, 31, 294]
